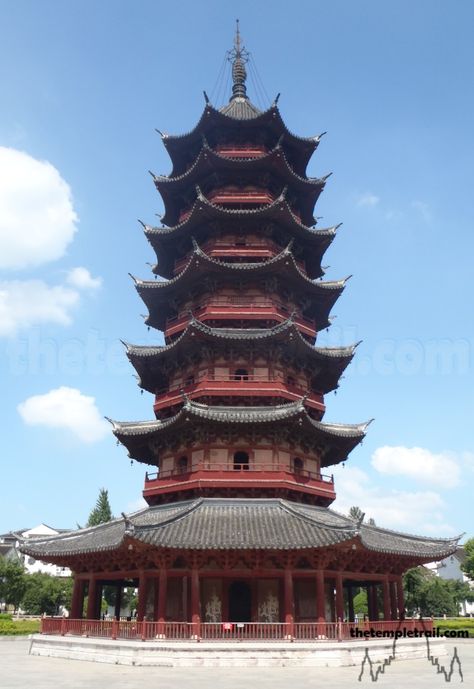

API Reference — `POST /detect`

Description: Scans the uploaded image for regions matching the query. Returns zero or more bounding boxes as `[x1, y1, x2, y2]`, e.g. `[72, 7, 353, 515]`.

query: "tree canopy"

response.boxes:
[22, 573, 73, 616]
[0, 558, 26, 612]
[461, 538, 474, 582]
[403, 566, 474, 617]
[86, 488, 113, 527]
[348, 506, 376, 526]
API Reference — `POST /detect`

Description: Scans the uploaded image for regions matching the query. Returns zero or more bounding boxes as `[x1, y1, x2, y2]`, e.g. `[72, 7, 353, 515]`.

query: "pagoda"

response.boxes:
[22, 27, 459, 640]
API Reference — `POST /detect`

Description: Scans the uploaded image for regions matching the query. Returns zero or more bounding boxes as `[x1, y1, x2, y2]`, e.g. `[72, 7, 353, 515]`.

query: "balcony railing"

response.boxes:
[214, 144, 268, 158]
[164, 299, 316, 338]
[40, 617, 434, 642]
[145, 463, 333, 484]
[153, 376, 324, 413]
[174, 238, 300, 274]
[207, 189, 275, 205]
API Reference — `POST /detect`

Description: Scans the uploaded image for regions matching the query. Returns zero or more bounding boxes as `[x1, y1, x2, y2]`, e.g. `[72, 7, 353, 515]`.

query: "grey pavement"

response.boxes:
[0, 637, 471, 688]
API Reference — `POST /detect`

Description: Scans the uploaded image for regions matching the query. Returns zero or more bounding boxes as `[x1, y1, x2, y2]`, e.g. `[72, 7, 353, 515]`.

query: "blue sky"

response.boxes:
[0, 0, 473, 541]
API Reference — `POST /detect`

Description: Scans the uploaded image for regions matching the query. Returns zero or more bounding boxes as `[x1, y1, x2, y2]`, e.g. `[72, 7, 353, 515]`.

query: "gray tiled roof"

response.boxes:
[135, 244, 346, 294]
[163, 104, 318, 148]
[156, 142, 325, 187]
[134, 244, 346, 333]
[109, 399, 369, 439]
[107, 400, 369, 467]
[125, 317, 356, 360]
[145, 193, 336, 240]
[219, 97, 262, 120]
[19, 498, 460, 560]
[144, 196, 338, 280]
[124, 318, 356, 396]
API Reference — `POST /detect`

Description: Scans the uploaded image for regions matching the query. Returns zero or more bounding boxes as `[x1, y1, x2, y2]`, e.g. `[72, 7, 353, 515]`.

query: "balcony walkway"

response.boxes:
[41, 617, 433, 642]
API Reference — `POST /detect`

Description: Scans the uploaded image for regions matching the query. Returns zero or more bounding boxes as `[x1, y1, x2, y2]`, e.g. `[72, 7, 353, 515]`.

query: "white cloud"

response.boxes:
[331, 465, 453, 535]
[356, 192, 380, 208]
[18, 386, 109, 443]
[66, 267, 102, 290]
[0, 147, 78, 270]
[371, 446, 460, 488]
[0, 279, 80, 337]
[412, 200, 432, 223]
[126, 498, 148, 514]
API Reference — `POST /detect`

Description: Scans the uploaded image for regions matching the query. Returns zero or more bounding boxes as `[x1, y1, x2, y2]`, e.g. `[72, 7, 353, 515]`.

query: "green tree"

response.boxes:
[403, 566, 471, 617]
[348, 506, 376, 525]
[349, 506, 364, 521]
[445, 579, 474, 611]
[403, 566, 431, 616]
[22, 574, 73, 615]
[418, 577, 459, 617]
[0, 558, 26, 612]
[353, 589, 368, 616]
[86, 488, 113, 527]
[461, 538, 474, 582]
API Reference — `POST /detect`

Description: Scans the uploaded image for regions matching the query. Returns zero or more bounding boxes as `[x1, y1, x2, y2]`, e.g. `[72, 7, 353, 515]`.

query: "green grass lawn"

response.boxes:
[434, 617, 474, 638]
[0, 615, 41, 635]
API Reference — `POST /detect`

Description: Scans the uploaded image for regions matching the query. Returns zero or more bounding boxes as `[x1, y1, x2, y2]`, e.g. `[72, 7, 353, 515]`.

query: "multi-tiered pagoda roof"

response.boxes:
[21, 28, 459, 634]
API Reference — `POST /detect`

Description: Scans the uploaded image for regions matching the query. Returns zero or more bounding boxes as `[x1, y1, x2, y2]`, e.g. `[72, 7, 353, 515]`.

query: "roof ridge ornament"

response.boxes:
[121, 512, 135, 537]
[227, 19, 250, 101]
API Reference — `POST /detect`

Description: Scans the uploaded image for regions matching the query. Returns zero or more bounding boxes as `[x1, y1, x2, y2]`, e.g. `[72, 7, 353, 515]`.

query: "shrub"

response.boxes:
[0, 619, 40, 635]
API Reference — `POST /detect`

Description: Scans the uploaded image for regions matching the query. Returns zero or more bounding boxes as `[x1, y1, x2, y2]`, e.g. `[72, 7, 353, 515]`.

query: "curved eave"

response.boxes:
[157, 143, 324, 188]
[18, 519, 127, 559]
[18, 498, 460, 561]
[125, 319, 357, 394]
[157, 172, 323, 228]
[358, 525, 461, 560]
[144, 197, 337, 280]
[110, 400, 369, 466]
[162, 104, 319, 177]
[134, 246, 346, 331]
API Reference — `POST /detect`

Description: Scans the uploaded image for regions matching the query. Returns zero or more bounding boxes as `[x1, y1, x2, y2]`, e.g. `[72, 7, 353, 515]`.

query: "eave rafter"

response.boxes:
[123, 317, 359, 395]
[107, 398, 371, 467]
[133, 242, 348, 332]
[160, 104, 321, 178]
[151, 142, 328, 227]
[142, 195, 340, 280]
[19, 497, 460, 565]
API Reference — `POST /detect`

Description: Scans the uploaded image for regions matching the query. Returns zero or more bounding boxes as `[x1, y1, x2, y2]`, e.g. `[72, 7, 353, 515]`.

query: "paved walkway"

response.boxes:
[0, 637, 470, 688]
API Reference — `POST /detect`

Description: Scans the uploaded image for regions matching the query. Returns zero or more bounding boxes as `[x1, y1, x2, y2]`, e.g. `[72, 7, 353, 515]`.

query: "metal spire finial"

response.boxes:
[227, 19, 249, 101]
[235, 18, 241, 53]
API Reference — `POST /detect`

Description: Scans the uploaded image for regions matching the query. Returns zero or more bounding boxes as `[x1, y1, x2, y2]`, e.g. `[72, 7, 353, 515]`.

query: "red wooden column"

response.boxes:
[283, 568, 294, 636]
[316, 570, 326, 623]
[347, 585, 355, 623]
[191, 568, 201, 638]
[137, 571, 148, 622]
[70, 577, 85, 619]
[369, 583, 379, 620]
[86, 577, 98, 620]
[382, 578, 391, 621]
[335, 573, 344, 621]
[157, 568, 167, 635]
[396, 575, 405, 620]
[251, 579, 258, 622]
[389, 580, 398, 620]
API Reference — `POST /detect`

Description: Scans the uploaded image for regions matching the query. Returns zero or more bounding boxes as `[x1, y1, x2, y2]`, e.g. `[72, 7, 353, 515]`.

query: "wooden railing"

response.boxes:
[145, 464, 334, 483]
[173, 238, 295, 274]
[207, 189, 275, 205]
[152, 375, 325, 413]
[164, 299, 316, 338]
[214, 144, 268, 158]
[40, 618, 434, 642]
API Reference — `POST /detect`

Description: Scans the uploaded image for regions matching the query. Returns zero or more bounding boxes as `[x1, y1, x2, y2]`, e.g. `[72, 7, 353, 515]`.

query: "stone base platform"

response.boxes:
[29, 634, 446, 667]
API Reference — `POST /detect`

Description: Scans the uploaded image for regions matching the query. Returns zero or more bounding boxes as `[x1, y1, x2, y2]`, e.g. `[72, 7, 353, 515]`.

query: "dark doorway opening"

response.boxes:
[233, 451, 249, 471]
[228, 580, 252, 622]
